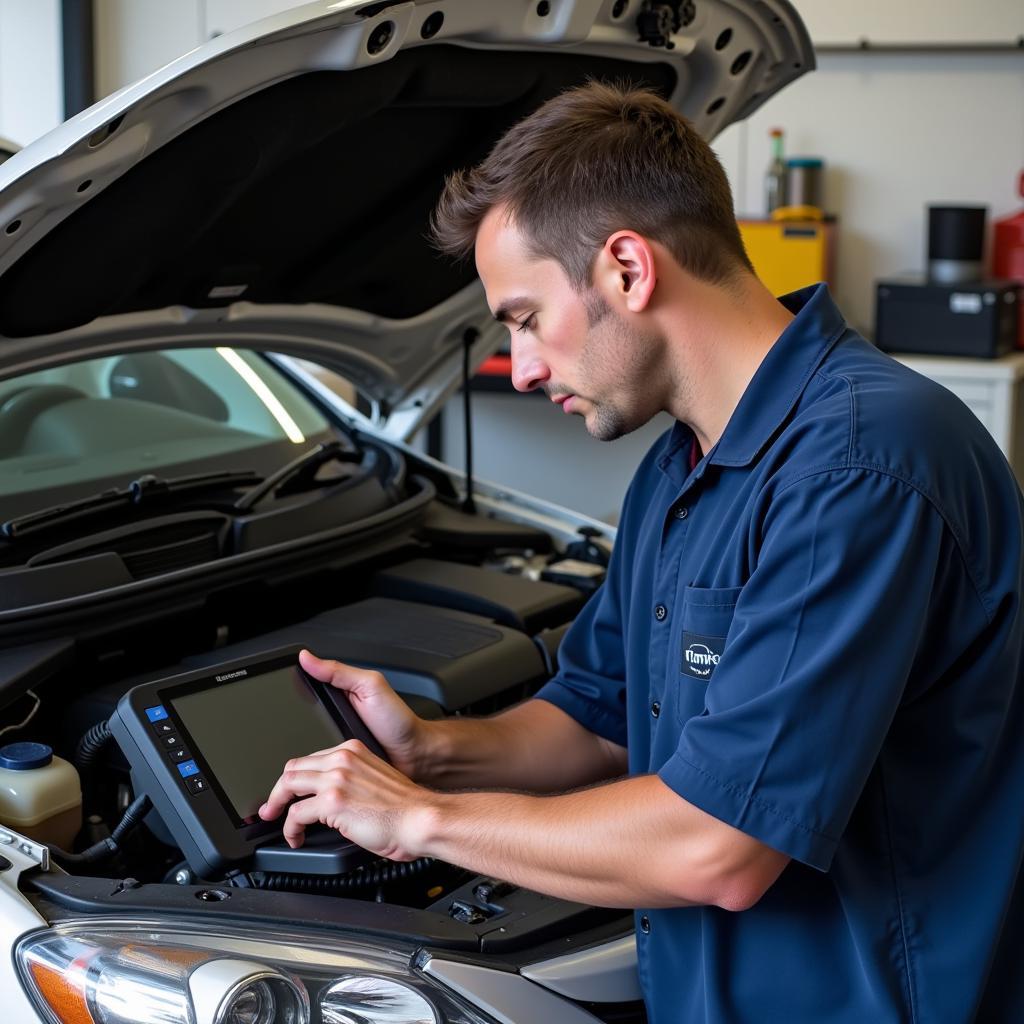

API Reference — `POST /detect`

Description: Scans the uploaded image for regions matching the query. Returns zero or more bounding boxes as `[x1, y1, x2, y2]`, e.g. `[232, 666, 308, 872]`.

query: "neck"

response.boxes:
[656, 269, 794, 454]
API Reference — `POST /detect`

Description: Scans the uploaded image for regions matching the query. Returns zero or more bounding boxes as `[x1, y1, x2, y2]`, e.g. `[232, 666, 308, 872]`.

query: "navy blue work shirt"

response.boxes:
[536, 284, 1024, 1023]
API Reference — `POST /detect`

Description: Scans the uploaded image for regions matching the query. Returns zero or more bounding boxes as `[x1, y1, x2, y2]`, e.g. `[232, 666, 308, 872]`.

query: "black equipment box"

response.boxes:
[179, 598, 548, 713]
[875, 277, 1020, 358]
[371, 558, 584, 633]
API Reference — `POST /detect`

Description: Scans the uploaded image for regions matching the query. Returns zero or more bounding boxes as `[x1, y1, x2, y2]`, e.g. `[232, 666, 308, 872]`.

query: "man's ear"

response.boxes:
[595, 231, 657, 313]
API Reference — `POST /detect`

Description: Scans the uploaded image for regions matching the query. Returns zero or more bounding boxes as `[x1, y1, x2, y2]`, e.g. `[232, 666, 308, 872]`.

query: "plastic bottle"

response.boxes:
[0, 742, 82, 848]
[765, 128, 787, 215]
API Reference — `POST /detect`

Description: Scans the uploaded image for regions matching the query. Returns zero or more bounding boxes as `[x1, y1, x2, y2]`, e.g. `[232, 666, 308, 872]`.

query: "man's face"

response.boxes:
[475, 207, 662, 442]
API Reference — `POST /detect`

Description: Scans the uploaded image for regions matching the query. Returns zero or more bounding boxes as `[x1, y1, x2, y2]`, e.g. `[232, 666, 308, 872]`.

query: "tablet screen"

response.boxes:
[170, 665, 342, 823]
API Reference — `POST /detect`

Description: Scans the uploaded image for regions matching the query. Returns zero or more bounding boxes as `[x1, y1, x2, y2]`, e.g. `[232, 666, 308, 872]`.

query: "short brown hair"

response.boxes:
[431, 80, 752, 289]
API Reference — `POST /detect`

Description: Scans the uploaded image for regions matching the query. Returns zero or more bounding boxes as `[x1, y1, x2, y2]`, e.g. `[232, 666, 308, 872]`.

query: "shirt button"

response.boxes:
[674, 506, 688, 520]
[654, 604, 667, 622]
[640, 915, 651, 934]
[651, 701, 661, 718]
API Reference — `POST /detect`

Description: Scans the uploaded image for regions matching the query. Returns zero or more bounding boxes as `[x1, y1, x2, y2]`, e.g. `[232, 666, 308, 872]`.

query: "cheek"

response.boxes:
[579, 317, 618, 367]
[549, 308, 591, 359]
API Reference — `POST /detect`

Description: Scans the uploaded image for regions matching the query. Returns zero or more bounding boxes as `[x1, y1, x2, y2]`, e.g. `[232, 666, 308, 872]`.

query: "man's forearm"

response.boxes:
[411, 773, 785, 910]
[414, 698, 627, 793]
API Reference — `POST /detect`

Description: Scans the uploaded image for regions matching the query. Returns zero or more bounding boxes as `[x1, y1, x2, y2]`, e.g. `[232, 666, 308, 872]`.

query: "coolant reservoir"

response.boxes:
[0, 742, 82, 848]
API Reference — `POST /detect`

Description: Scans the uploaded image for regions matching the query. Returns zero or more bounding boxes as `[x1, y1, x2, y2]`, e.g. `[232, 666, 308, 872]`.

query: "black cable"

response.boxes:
[74, 719, 113, 813]
[74, 720, 111, 772]
[48, 794, 152, 866]
[248, 856, 434, 893]
[461, 328, 477, 515]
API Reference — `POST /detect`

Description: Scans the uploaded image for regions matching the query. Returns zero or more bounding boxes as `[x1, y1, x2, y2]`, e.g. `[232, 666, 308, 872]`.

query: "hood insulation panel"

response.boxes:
[0, 46, 675, 337]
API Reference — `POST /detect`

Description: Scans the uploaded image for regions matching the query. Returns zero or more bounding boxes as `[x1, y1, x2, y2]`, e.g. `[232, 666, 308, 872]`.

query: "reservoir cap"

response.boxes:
[0, 742, 53, 770]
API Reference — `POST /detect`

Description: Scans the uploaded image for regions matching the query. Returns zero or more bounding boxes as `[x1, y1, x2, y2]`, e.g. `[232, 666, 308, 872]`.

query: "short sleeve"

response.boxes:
[659, 468, 960, 870]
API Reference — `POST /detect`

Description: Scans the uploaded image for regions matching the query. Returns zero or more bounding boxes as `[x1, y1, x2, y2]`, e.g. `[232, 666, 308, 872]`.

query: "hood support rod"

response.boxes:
[462, 328, 477, 515]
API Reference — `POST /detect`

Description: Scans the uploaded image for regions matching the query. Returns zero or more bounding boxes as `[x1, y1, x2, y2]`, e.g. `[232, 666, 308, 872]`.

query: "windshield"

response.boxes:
[0, 348, 333, 506]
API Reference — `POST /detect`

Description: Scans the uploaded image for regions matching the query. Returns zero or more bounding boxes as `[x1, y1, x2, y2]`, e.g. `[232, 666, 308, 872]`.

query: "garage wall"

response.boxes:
[93, 0, 300, 100]
[440, 396, 677, 526]
[94, 0, 202, 101]
[714, 51, 1024, 335]
[0, 0, 63, 149]
[794, 0, 1022, 47]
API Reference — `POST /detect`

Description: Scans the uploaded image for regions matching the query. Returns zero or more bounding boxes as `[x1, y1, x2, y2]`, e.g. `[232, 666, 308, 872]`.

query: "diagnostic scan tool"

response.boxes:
[109, 646, 387, 878]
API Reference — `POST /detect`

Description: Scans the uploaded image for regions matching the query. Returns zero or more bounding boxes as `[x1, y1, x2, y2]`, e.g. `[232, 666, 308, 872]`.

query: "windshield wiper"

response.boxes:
[2, 470, 263, 541]
[233, 441, 357, 512]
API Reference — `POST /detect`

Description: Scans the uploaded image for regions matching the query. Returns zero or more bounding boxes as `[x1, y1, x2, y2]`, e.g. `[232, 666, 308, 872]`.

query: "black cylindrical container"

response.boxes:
[928, 205, 987, 283]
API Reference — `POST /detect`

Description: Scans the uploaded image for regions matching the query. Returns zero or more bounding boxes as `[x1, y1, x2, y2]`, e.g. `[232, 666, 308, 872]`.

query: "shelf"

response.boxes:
[815, 40, 1024, 55]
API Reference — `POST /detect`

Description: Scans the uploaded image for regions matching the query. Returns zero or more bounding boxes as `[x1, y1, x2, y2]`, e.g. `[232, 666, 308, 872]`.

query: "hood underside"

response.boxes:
[0, 46, 679, 336]
[0, 0, 813, 422]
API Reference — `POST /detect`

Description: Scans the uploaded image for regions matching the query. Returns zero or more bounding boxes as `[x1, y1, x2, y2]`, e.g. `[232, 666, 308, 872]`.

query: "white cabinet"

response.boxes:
[892, 351, 1024, 485]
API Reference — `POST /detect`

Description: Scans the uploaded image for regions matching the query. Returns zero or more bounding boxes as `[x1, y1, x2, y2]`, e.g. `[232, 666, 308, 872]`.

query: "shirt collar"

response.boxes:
[656, 283, 847, 481]
[711, 283, 847, 466]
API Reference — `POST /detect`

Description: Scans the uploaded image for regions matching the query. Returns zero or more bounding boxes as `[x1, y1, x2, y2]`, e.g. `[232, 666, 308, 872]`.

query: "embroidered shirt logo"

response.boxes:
[684, 644, 718, 676]
[681, 632, 725, 680]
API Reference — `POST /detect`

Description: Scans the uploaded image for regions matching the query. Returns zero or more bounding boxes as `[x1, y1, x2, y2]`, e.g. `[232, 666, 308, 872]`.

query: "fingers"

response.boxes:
[285, 739, 367, 775]
[296, 652, 424, 783]
[259, 768, 325, 821]
[259, 740, 370, 820]
[298, 736, 366, 763]
[281, 796, 326, 848]
[257, 738, 427, 859]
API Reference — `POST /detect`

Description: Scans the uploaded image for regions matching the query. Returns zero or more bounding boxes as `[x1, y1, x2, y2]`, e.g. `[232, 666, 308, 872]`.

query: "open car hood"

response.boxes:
[0, 0, 812, 439]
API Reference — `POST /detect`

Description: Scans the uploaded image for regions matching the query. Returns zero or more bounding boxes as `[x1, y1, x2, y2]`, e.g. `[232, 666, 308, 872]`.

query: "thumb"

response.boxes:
[298, 648, 340, 683]
[299, 649, 383, 701]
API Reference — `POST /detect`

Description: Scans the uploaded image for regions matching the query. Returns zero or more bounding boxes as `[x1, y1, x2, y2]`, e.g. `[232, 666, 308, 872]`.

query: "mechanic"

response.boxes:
[260, 83, 1024, 1022]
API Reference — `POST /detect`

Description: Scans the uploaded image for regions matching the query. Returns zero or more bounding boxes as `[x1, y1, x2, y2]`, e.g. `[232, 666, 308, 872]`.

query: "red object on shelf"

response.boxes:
[994, 170, 1024, 348]
[479, 354, 512, 376]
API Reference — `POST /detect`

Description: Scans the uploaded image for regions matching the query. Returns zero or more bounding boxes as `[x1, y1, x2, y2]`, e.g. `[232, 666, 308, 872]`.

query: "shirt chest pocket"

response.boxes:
[674, 585, 742, 725]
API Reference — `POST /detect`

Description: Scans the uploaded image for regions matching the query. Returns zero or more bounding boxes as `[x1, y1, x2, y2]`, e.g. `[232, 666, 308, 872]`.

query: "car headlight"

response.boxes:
[16, 920, 495, 1024]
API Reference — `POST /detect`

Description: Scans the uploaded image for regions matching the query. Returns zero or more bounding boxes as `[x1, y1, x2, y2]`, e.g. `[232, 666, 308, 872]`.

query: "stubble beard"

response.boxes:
[577, 289, 660, 442]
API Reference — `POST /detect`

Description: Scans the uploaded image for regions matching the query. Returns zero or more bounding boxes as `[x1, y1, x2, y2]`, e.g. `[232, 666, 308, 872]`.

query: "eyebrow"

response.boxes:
[492, 296, 537, 324]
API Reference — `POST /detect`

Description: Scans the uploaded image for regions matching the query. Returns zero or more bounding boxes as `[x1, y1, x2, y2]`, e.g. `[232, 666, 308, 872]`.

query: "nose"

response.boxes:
[510, 336, 550, 393]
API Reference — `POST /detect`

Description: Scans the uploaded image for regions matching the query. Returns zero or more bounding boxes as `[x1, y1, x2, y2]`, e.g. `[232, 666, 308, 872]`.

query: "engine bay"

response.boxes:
[0, 421, 625, 961]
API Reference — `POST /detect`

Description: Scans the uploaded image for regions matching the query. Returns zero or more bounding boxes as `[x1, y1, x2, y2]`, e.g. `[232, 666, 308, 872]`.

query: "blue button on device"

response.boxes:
[145, 706, 169, 723]
[177, 760, 200, 778]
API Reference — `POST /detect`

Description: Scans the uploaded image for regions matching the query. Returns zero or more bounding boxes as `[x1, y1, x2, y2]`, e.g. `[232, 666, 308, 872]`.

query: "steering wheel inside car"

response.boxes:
[0, 384, 89, 457]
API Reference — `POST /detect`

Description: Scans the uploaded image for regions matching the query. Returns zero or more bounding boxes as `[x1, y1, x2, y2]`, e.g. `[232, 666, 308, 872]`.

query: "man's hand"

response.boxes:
[260, 762, 789, 910]
[298, 649, 429, 780]
[257, 738, 433, 859]
[298, 649, 628, 794]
